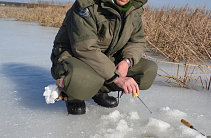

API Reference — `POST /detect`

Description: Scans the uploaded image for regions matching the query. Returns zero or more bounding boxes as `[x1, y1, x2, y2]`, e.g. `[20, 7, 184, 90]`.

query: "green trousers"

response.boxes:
[51, 56, 158, 101]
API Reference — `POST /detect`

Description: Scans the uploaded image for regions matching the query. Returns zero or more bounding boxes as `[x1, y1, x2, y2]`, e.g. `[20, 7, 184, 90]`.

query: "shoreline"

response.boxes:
[0, 1, 73, 7]
[0, 1, 28, 7]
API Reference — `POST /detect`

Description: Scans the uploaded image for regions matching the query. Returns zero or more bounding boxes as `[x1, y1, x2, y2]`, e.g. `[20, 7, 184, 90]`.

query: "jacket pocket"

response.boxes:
[97, 19, 115, 49]
[51, 51, 72, 80]
[51, 61, 67, 80]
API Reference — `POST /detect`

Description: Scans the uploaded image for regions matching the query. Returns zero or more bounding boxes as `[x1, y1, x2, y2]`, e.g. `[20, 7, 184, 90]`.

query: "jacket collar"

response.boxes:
[77, 0, 147, 9]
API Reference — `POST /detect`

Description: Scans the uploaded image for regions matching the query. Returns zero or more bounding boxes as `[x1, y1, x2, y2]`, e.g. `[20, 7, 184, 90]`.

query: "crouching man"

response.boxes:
[50, 0, 157, 115]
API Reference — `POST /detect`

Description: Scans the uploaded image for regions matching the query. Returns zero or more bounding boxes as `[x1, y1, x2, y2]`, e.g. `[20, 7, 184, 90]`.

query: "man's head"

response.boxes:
[115, 0, 130, 6]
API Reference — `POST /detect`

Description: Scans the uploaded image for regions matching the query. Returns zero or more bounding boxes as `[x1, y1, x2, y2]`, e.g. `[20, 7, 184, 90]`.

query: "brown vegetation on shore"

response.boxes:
[141, 5, 211, 90]
[143, 5, 211, 62]
[0, 1, 211, 90]
[0, 1, 72, 27]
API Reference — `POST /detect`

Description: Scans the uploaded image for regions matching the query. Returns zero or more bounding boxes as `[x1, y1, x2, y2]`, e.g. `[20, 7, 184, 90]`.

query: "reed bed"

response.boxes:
[1, 1, 211, 90]
[142, 5, 211, 62]
[141, 5, 211, 90]
[0, 1, 72, 27]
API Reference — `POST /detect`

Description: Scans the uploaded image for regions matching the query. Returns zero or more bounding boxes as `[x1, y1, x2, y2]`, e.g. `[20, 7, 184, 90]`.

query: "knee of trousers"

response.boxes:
[53, 57, 105, 100]
[146, 60, 158, 75]
[139, 60, 158, 90]
[128, 59, 158, 90]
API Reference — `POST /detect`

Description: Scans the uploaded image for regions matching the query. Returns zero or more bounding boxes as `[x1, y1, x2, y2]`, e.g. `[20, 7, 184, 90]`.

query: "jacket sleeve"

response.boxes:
[121, 16, 146, 67]
[65, 4, 120, 83]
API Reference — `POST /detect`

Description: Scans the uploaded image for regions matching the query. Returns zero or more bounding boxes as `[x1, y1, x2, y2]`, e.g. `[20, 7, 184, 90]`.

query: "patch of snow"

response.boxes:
[101, 119, 133, 138]
[127, 111, 140, 120]
[177, 125, 199, 137]
[142, 118, 173, 138]
[116, 119, 133, 132]
[101, 110, 122, 122]
[159, 106, 187, 118]
[146, 118, 171, 132]
[43, 84, 61, 104]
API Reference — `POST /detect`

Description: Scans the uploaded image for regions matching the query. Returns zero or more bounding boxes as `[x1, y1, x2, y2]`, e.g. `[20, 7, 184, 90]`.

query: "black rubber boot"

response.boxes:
[65, 99, 86, 115]
[92, 92, 118, 108]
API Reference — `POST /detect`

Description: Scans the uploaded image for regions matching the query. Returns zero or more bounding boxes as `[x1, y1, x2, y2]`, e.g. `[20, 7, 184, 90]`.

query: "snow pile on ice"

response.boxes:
[146, 118, 171, 132]
[101, 110, 122, 122]
[159, 106, 187, 118]
[43, 84, 61, 104]
[116, 119, 133, 132]
[127, 111, 140, 120]
[177, 125, 202, 137]
[96, 110, 134, 138]
[195, 135, 207, 138]
[143, 118, 173, 137]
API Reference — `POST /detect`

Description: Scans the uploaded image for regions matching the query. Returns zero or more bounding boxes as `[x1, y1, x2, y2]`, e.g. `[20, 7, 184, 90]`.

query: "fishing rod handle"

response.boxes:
[181, 119, 193, 128]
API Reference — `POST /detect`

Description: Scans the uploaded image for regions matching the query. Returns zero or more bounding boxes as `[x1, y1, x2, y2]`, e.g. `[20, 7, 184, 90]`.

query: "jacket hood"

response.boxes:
[132, 0, 147, 8]
[77, 0, 147, 9]
[77, 0, 95, 9]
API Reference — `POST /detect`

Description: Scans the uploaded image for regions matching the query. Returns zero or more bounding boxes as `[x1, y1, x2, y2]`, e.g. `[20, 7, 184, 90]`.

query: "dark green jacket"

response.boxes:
[52, 0, 147, 83]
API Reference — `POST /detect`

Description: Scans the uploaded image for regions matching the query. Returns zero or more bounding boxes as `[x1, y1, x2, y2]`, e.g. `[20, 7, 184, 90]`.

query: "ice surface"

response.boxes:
[0, 18, 211, 138]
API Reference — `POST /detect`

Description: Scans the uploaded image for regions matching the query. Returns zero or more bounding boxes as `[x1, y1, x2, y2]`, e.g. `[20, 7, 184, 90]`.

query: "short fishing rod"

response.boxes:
[135, 93, 152, 114]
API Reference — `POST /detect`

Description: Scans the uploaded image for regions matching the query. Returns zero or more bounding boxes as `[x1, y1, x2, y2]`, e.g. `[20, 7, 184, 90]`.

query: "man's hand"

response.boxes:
[114, 76, 139, 97]
[116, 60, 129, 77]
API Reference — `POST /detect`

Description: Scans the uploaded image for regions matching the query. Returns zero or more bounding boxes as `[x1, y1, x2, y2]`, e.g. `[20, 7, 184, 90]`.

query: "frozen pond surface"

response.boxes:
[0, 18, 211, 138]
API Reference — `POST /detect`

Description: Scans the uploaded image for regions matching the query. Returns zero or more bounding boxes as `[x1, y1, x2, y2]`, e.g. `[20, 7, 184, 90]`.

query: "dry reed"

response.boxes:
[144, 54, 211, 90]
[0, 1, 72, 27]
[142, 5, 211, 62]
[141, 5, 211, 90]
